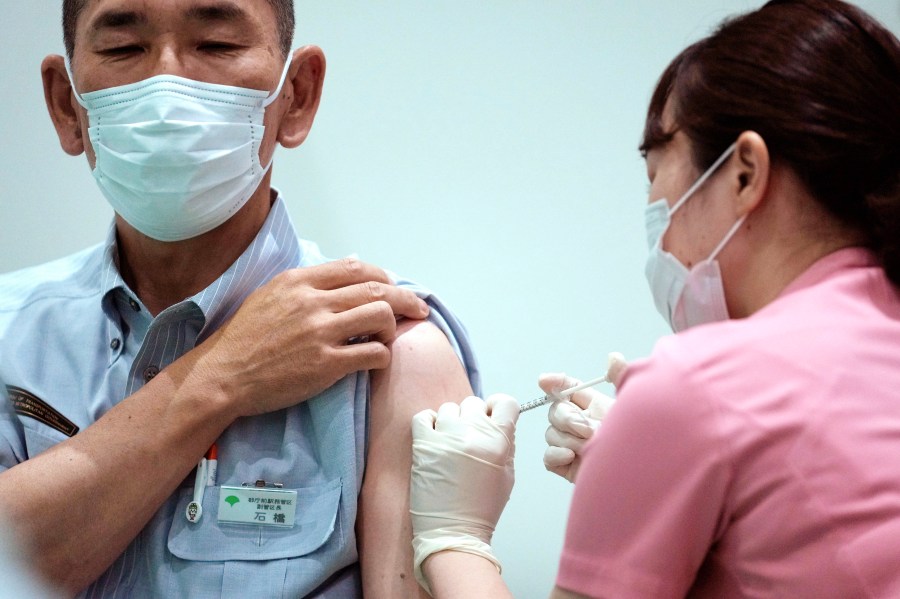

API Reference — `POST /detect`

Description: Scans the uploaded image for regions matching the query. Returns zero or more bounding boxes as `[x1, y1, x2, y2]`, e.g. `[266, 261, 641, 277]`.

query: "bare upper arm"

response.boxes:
[371, 318, 474, 414]
[365, 316, 473, 476]
[358, 318, 474, 598]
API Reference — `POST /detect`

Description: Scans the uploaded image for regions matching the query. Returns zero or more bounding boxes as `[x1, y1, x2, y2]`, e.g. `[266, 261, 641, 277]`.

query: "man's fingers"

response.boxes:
[329, 282, 429, 320]
[300, 258, 393, 290]
[335, 339, 392, 372]
[285, 259, 430, 319]
[333, 301, 398, 345]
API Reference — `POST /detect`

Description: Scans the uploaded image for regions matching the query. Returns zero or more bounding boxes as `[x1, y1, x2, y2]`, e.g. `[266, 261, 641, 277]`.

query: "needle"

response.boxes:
[519, 374, 609, 413]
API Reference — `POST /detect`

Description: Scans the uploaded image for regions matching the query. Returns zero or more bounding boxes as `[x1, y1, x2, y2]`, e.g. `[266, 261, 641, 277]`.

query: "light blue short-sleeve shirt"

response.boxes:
[0, 193, 480, 598]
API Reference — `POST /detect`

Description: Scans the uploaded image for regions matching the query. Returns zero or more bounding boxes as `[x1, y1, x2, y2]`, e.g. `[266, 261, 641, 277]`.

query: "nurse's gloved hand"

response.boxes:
[410, 394, 519, 596]
[540, 370, 620, 484]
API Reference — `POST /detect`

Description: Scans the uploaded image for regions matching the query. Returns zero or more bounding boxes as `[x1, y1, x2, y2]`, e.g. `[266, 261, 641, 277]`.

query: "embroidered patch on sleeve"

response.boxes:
[6, 386, 80, 437]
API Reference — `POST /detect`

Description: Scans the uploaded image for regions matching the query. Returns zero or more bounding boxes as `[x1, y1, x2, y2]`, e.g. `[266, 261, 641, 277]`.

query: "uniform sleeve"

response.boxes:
[555, 343, 733, 598]
[393, 277, 482, 397]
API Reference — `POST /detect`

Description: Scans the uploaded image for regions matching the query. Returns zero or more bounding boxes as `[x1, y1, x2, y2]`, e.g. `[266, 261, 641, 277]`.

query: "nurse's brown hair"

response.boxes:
[640, 0, 900, 285]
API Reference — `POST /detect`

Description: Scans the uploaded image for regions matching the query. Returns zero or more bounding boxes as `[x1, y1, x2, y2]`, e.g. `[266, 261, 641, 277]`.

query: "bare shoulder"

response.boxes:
[371, 318, 473, 411]
[391, 318, 463, 368]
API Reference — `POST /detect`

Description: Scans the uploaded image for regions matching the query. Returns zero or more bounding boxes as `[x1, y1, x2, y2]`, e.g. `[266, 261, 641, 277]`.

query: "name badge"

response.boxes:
[217, 486, 298, 527]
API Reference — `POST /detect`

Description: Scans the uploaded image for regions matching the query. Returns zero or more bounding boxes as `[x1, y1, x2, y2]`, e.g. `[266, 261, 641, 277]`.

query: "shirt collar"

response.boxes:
[777, 246, 877, 300]
[100, 222, 127, 300]
[193, 192, 302, 338]
[98, 191, 302, 339]
[99, 221, 130, 330]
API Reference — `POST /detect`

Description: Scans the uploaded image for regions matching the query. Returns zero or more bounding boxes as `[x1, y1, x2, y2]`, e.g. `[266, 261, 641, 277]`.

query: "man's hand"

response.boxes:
[197, 258, 430, 418]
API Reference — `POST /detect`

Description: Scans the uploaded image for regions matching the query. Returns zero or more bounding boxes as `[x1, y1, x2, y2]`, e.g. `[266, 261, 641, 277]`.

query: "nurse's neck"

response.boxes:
[724, 167, 864, 319]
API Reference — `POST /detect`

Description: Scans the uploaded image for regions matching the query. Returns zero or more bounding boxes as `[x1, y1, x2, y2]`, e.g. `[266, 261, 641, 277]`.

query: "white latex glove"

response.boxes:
[541, 356, 626, 483]
[410, 394, 519, 596]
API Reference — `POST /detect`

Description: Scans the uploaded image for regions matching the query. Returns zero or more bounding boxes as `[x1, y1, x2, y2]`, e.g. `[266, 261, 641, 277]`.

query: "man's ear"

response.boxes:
[732, 131, 770, 217]
[276, 46, 326, 149]
[41, 54, 86, 156]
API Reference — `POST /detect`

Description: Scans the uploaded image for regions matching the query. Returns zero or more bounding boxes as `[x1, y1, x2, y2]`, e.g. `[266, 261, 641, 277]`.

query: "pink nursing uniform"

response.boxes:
[557, 248, 900, 598]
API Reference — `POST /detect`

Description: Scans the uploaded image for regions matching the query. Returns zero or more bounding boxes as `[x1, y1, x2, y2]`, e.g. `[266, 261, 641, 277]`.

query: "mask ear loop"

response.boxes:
[262, 55, 294, 108]
[699, 141, 747, 262]
[669, 142, 737, 217]
[63, 56, 88, 108]
[707, 213, 747, 262]
[258, 54, 299, 174]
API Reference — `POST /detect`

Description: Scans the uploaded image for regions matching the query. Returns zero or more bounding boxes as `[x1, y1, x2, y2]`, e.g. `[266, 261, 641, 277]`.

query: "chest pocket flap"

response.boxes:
[167, 478, 342, 561]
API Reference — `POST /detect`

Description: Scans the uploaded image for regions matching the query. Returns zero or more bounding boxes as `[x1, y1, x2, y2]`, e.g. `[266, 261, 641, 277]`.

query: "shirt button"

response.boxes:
[128, 298, 141, 312]
[143, 365, 159, 382]
[110, 338, 121, 350]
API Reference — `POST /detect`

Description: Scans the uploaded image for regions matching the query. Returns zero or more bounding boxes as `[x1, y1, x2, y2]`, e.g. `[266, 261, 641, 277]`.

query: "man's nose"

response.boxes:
[146, 45, 190, 79]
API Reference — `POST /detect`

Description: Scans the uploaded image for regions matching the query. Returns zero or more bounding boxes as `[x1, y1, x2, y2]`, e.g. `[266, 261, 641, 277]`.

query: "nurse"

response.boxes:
[408, 0, 900, 597]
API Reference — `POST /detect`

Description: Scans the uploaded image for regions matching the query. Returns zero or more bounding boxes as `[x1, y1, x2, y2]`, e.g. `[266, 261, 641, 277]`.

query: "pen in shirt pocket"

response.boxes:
[205, 443, 218, 487]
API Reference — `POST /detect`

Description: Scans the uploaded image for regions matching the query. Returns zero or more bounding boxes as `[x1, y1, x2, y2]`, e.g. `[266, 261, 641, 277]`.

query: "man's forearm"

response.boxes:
[0, 350, 234, 594]
[0, 260, 432, 594]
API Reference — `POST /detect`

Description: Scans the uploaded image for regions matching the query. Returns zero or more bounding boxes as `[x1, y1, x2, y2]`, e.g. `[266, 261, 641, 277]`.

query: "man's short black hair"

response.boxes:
[62, 0, 295, 60]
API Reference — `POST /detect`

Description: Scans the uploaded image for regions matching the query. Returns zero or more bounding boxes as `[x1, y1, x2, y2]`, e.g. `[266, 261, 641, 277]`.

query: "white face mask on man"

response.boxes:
[644, 142, 745, 332]
[65, 58, 292, 242]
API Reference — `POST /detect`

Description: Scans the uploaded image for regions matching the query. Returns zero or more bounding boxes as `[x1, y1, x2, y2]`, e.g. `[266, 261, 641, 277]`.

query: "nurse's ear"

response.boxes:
[42, 54, 86, 157]
[276, 46, 326, 149]
[732, 131, 770, 217]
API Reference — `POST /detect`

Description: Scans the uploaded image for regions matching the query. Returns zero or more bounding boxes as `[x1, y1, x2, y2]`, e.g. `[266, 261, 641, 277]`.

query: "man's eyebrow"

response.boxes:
[88, 9, 148, 33]
[184, 2, 252, 24]
[87, 3, 251, 36]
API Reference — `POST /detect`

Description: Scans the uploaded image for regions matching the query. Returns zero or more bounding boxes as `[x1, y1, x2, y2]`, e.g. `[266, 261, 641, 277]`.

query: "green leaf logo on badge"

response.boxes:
[225, 495, 240, 507]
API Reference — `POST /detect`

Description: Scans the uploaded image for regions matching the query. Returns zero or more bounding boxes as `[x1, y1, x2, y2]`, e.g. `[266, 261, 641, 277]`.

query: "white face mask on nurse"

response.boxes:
[643, 137, 746, 332]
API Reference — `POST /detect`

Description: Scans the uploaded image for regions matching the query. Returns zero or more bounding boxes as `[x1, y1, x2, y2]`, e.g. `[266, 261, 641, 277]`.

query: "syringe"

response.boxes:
[519, 352, 626, 413]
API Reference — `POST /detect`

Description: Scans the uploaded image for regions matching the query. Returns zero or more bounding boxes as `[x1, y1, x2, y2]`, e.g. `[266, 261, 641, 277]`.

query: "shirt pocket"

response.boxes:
[21, 424, 68, 459]
[167, 477, 343, 561]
